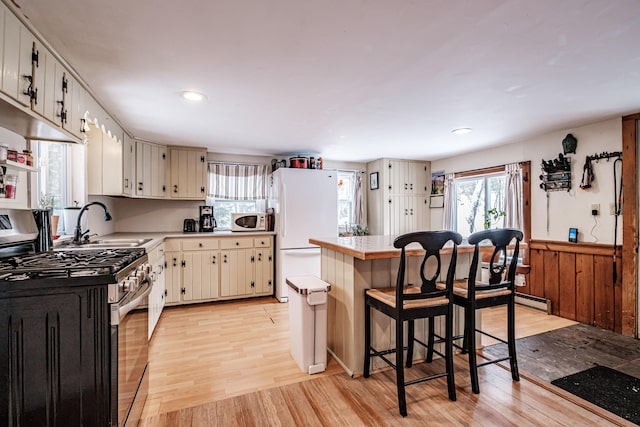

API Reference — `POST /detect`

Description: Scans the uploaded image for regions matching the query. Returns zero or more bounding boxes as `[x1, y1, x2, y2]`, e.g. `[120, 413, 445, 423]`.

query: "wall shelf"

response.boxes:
[0, 159, 38, 173]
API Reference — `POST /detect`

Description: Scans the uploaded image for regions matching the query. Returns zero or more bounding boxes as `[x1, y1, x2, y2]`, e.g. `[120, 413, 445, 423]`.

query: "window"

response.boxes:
[337, 170, 356, 234]
[36, 141, 72, 232]
[454, 172, 505, 236]
[207, 163, 269, 230]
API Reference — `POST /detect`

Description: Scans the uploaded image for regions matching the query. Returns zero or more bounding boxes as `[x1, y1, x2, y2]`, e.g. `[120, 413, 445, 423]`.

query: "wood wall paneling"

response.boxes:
[529, 249, 545, 298]
[543, 251, 560, 315]
[527, 240, 622, 333]
[558, 252, 576, 319]
[575, 254, 594, 325]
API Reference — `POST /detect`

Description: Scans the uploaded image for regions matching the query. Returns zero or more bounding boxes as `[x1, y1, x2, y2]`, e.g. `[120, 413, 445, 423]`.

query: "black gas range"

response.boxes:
[0, 210, 152, 426]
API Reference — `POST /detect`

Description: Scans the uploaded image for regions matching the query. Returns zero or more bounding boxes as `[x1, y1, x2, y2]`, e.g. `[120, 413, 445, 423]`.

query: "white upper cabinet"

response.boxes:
[136, 140, 167, 198]
[41, 49, 62, 124]
[122, 134, 135, 196]
[168, 147, 206, 200]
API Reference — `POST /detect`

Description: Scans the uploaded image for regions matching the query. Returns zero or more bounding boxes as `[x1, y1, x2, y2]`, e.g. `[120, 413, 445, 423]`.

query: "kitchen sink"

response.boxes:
[57, 238, 152, 250]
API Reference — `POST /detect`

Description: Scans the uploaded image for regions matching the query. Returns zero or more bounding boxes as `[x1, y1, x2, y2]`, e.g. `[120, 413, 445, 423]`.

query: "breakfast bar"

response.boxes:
[309, 235, 475, 376]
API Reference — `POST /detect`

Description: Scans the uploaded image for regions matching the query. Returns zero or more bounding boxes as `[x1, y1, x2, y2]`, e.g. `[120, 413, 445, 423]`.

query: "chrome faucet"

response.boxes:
[73, 202, 113, 244]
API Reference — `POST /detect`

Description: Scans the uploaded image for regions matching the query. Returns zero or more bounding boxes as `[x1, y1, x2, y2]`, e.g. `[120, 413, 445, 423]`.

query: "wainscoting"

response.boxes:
[522, 240, 622, 333]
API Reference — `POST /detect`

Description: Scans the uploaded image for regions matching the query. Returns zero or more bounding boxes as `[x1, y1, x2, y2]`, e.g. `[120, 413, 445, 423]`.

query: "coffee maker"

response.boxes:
[199, 206, 216, 232]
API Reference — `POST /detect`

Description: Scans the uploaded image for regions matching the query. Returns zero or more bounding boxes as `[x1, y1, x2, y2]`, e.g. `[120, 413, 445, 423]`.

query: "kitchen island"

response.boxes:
[309, 235, 474, 377]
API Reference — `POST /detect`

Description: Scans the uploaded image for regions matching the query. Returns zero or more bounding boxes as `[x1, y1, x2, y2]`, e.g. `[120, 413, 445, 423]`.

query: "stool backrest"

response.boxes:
[467, 228, 523, 291]
[393, 230, 463, 306]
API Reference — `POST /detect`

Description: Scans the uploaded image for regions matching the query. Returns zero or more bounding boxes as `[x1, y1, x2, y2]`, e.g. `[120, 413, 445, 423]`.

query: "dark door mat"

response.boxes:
[551, 365, 640, 424]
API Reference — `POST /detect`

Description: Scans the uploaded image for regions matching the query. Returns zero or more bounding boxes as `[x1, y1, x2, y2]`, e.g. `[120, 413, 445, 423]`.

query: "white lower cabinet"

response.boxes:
[164, 235, 273, 306]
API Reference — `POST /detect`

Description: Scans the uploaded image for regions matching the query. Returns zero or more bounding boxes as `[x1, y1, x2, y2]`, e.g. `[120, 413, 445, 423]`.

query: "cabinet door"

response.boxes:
[135, 141, 151, 197]
[220, 249, 253, 297]
[150, 144, 167, 198]
[182, 250, 219, 301]
[1, 8, 20, 99]
[86, 126, 103, 195]
[102, 132, 123, 195]
[170, 148, 206, 199]
[410, 162, 428, 194]
[164, 251, 182, 304]
[30, 39, 45, 116]
[42, 49, 61, 124]
[122, 135, 135, 196]
[254, 247, 273, 295]
[63, 74, 86, 138]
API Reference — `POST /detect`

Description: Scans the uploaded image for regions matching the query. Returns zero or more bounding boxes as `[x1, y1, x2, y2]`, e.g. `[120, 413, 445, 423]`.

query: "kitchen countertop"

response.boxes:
[309, 235, 475, 261]
[58, 230, 277, 253]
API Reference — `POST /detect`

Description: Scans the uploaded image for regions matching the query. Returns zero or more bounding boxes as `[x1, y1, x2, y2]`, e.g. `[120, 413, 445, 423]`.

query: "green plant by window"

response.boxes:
[484, 208, 506, 229]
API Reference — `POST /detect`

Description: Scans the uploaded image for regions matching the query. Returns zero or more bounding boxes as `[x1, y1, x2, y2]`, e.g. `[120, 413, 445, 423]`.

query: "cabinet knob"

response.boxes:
[174, 185, 178, 193]
[236, 241, 239, 246]
[212, 255, 216, 264]
[199, 243, 203, 247]
[224, 254, 227, 263]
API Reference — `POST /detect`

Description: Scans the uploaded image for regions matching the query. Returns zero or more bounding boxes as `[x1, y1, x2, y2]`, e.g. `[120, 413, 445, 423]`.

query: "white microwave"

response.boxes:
[231, 213, 266, 231]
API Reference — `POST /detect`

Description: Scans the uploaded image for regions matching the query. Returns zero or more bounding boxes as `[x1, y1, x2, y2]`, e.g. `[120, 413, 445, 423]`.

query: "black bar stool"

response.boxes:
[363, 230, 462, 416]
[440, 228, 523, 394]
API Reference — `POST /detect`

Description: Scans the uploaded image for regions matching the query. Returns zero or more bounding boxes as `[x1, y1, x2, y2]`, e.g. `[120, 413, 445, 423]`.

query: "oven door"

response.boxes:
[110, 281, 151, 427]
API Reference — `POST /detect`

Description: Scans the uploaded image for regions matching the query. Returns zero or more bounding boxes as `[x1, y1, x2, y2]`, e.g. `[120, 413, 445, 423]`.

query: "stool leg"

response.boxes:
[396, 318, 407, 417]
[467, 303, 480, 394]
[507, 297, 519, 382]
[445, 306, 457, 401]
[364, 297, 371, 378]
[406, 320, 414, 368]
[461, 307, 469, 355]
[426, 316, 435, 363]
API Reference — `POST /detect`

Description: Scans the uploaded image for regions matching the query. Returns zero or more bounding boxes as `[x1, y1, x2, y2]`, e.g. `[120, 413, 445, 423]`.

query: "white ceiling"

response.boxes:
[13, 0, 640, 162]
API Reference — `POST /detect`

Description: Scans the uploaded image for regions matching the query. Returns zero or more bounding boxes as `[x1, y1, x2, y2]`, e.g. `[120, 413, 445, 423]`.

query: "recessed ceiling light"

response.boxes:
[452, 128, 472, 135]
[181, 91, 207, 102]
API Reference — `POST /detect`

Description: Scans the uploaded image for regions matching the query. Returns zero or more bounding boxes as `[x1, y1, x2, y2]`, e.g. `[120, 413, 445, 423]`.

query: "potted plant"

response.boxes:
[484, 208, 505, 229]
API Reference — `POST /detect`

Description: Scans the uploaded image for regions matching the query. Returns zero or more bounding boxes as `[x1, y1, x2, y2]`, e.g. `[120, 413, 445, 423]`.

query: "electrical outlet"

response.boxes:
[610, 202, 616, 215]
[591, 203, 600, 216]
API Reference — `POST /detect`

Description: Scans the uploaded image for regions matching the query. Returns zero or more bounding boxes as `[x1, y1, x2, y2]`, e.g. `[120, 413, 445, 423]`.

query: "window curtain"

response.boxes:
[353, 172, 364, 225]
[208, 163, 269, 200]
[442, 173, 456, 230]
[505, 163, 523, 230]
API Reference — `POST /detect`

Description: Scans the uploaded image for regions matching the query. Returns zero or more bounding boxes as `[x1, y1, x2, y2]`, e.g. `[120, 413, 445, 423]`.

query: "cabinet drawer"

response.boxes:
[148, 243, 165, 262]
[164, 239, 181, 252]
[254, 238, 271, 248]
[182, 239, 219, 251]
[220, 238, 253, 249]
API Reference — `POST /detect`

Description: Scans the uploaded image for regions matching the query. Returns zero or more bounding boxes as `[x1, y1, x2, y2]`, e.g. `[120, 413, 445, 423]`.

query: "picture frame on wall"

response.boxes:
[370, 172, 379, 190]
[430, 195, 444, 208]
[431, 171, 445, 195]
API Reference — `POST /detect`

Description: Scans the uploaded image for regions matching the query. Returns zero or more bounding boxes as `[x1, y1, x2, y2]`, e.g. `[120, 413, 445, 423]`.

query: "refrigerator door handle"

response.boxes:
[281, 182, 287, 238]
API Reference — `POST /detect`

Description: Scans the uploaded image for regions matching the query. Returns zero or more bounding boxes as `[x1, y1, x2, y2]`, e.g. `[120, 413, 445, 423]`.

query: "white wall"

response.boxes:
[430, 118, 623, 244]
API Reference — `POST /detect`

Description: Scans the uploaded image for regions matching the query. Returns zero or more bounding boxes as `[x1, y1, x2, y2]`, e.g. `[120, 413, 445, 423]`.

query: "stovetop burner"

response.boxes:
[0, 248, 146, 281]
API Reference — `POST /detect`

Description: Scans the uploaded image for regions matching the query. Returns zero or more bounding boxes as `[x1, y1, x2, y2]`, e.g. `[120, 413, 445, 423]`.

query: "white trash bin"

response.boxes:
[286, 275, 330, 374]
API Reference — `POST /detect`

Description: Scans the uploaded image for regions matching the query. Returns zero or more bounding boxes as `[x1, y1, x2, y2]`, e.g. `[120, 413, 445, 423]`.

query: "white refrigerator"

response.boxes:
[270, 168, 338, 302]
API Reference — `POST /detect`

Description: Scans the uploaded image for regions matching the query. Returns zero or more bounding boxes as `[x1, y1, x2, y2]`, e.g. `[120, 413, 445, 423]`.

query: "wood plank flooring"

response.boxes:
[141, 298, 628, 426]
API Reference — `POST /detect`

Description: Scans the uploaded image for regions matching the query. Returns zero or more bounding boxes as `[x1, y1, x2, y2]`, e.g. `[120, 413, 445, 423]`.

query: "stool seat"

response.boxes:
[436, 280, 511, 299]
[366, 286, 450, 309]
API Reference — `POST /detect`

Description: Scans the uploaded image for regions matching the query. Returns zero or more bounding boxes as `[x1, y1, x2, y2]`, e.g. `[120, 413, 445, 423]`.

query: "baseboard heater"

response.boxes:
[515, 292, 550, 313]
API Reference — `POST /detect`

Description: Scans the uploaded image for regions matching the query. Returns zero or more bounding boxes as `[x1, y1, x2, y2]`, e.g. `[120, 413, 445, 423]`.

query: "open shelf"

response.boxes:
[0, 159, 38, 172]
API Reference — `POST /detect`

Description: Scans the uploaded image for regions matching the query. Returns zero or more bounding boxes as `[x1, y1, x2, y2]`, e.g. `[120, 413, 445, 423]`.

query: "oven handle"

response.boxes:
[111, 281, 151, 325]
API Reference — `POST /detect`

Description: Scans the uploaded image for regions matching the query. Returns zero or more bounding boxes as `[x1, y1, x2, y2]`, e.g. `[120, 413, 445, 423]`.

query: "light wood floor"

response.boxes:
[141, 298, 615, 425]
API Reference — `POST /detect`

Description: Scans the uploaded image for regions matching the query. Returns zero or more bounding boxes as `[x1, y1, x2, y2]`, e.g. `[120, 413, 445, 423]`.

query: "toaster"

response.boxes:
[183, 218, 197, 232]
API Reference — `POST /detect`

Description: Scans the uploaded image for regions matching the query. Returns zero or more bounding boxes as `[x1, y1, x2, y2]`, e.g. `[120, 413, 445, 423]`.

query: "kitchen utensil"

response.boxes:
[183, 218, 197, 232]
